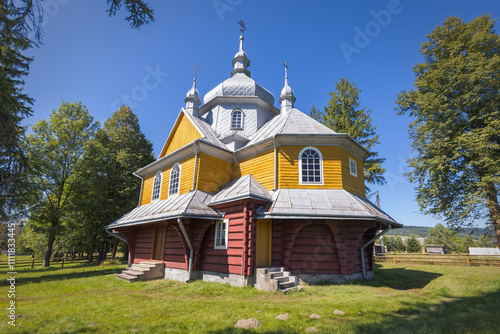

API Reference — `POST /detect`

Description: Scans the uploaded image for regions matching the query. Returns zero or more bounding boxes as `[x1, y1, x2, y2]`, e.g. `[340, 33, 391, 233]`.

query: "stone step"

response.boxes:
[131, 264, 152, 271]
[140, 261, 164, 266]
[269, 272, 284, 278]
[279, 281, 296, 290]
[116, 273, 137, 282]
[265, 267, 284, 273]
[125, 269, 145, 276]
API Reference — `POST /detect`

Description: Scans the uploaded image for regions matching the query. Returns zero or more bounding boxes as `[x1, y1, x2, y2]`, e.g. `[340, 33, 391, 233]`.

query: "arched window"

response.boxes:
[168, 163, 181, 196]
[151, 171, 162, 201]
[299, 147, 323, 184]
[231, 109, 243, 130]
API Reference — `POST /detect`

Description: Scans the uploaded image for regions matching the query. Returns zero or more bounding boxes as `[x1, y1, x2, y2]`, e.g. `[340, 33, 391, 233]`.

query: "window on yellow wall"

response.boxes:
[151, 171, 162, 201]
[168, 163, 181, 196]
[299, 147, 323, 184]
[231, 109, 243, 130]
[349, 157, 358, 177]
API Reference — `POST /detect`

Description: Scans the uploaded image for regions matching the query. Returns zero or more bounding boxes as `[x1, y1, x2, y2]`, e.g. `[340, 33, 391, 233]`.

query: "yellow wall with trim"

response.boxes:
[234, 149, 275, 190]
[196, 153, 234, 194]
[159, 113, 202, 158]
[139, 155, 196, 205]
[277, 145, 365, 197]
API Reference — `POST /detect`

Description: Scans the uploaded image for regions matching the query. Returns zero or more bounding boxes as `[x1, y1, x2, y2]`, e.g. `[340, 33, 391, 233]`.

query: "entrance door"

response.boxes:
[152, 224, 166, 261]
[256, 220, 272, 267]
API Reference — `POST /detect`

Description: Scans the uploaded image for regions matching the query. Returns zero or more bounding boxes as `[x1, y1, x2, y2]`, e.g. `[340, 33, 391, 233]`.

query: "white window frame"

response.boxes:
[168, 163, 181, 197]
[349, 157, 358, 177]
[214, 219, 229, 250]
[151, 171, 162, 201]
[299, 146, 324, 185]
[230, 109, 244, 130]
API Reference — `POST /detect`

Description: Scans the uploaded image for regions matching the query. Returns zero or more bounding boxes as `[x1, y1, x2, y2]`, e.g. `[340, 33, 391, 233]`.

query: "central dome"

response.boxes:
[203, 73, 275, 106]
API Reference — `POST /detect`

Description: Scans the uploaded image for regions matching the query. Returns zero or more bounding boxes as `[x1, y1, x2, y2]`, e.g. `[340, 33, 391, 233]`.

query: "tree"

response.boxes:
[406, 235, 422, 253]
[70, 105, 154, 262]
[478, 234, 495, 248]
[457, 235, 477, 253]
[384, 235, 405, 252]
[323, 78, 386, 192]
[309, 105, 323, 122]
[396, 15, 500, 245]
[0, 0, 154, 220]
[24, 101, 99, 267]
[0, 1, 35, 220]
[424, 224, 457, 253]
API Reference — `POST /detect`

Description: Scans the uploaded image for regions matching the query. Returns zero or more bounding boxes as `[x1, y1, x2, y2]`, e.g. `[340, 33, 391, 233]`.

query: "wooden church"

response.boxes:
[106, 27, 400, 290]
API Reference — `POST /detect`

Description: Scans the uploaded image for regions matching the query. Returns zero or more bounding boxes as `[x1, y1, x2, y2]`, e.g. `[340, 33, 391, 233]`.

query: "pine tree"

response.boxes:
[396, 15, 500, 244]
[323, 78, 386, 192]
[309, 105, 323, 122]
[406, 235, 422, 253]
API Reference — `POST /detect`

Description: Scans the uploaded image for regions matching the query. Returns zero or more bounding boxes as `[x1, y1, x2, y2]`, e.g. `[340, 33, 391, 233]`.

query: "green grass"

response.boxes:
[1, 263, 499, 333]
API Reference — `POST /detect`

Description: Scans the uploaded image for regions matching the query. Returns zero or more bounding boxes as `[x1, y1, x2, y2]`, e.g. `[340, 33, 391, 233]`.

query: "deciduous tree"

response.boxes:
[406, 235, 422, 253]
[396, 15, 500, 244]
[323, 78, 386, 192]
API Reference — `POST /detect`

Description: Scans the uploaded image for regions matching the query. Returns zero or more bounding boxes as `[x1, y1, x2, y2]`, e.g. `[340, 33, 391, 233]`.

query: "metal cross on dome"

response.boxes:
[194, 64, 199, 80]
[283, 61, 289, 78]
[238, 19, 246, 35]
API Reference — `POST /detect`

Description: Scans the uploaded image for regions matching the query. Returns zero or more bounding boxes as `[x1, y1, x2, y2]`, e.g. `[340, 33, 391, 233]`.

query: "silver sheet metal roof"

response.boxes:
[256, 189, 401, 226]
[210, 175, 272, 206]
[183, 110, 229, 150]
[246, 108, 337, 147]
[106, 191, 221, 229]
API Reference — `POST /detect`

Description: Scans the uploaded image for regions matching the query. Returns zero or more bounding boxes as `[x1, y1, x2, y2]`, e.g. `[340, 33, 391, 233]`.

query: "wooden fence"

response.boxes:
[375, 252, 500, 267]
[0, 256, 96, 270]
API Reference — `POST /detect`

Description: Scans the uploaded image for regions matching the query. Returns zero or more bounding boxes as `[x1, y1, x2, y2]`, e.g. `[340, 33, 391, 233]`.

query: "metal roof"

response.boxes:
[182, 109, 228, 150]
[106, 191, 221, 229]
[256, 189, 401, 226]
[210, 175, 272, 206]
[245, 108, 337, 147]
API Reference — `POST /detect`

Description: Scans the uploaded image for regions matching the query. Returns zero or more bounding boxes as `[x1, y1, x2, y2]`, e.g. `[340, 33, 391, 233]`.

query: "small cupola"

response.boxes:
[185, 65, 201, 116]
[279, 61, 296, 113]
[231, 20, 250, 77]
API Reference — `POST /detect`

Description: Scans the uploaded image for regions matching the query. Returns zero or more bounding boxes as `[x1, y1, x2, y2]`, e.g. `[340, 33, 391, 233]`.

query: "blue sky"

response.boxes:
[23, 0, 500, 228]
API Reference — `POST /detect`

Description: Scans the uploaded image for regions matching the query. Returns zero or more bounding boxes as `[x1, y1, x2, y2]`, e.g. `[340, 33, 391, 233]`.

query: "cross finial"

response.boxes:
[194, 64, 199, 80]
[283, 61, 289, 79]
[238, 19, 246, 35]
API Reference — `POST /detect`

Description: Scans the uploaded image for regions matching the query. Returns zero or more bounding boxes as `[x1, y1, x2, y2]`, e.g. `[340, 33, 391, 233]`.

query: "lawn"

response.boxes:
[1, 262, 499, 333]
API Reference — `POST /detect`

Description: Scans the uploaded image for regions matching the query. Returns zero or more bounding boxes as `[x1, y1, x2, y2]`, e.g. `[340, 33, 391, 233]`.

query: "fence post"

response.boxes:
[61, 257, 65, 268]
[466, 253, 470, 267]
[393, 252, 396, 264]
[31, 258, 35, 269]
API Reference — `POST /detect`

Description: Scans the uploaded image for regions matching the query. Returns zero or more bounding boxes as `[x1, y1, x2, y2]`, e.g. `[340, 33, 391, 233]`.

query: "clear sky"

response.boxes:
[22, 0, 500, 228]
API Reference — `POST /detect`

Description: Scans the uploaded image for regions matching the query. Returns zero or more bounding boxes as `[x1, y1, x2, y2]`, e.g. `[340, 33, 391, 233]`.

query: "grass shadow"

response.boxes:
[0, 265, 125, 286]
[356, 264, 443, 290]
[353, 287, 500, 333]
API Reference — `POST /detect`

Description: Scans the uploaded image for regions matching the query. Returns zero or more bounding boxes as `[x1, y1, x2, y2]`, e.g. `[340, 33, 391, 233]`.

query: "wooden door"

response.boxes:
[256, 220, 272, 267]
[152, 224, 166, 261]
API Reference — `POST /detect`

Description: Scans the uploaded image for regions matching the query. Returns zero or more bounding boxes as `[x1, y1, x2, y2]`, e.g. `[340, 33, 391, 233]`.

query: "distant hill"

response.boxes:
[385, 226, 491, 240]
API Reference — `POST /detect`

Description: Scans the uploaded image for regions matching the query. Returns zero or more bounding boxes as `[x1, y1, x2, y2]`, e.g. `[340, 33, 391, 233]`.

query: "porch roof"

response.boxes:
[105, 190, 221, 229]
[256, 189, 401, 227]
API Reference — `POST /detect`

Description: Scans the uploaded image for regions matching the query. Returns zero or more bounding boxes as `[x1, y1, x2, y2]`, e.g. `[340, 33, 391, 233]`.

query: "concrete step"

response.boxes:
[125, 269, 145, 276]
[269, 272, 284, 278]
[132, 264, 153, 270]
[279, 281, 296, 290]
[265, 267, 284, 272]
[116, 273, 137, 282]
[275, 276, 290, 283]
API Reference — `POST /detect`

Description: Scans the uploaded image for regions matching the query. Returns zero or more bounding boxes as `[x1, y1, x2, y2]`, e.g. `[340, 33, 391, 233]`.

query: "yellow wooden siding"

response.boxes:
[277, 146, 343, 190]
[159, 112, 202, 158]
[196, 153, 234, 194]
[139, 155, 196, 205]
[140, 174, 155, 206]
[236, 149, 275, 190]
[341, 151, 365, 197]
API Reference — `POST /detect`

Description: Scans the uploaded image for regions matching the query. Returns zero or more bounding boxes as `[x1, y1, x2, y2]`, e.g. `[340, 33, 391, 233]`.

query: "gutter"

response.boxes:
[177, 218, 194, 282]
[360, 224, 392, 279]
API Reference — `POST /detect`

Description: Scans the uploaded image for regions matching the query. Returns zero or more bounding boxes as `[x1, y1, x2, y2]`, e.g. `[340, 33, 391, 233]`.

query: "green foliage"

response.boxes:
[478, 234, 496, 248]
[424, 224, 458, 253]
[0, 1, 35, 220]
[309, 105, 323, 122]
[396, 15, 500, 244]
[24, 101, 99, 266]
[323, 78, 386, 192]
[384, 235, 405, 252]
[106, 0, 154, 29]
[457, 235, 477, 253]
[406, 235, 422, 253]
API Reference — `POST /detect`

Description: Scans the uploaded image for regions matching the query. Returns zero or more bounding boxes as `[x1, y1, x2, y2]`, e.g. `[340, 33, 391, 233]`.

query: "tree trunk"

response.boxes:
[111, 238, 118, 260]
[42, 225, 57, 267]
[484, 182, 500, 246]
[97, 230, 108, 263]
